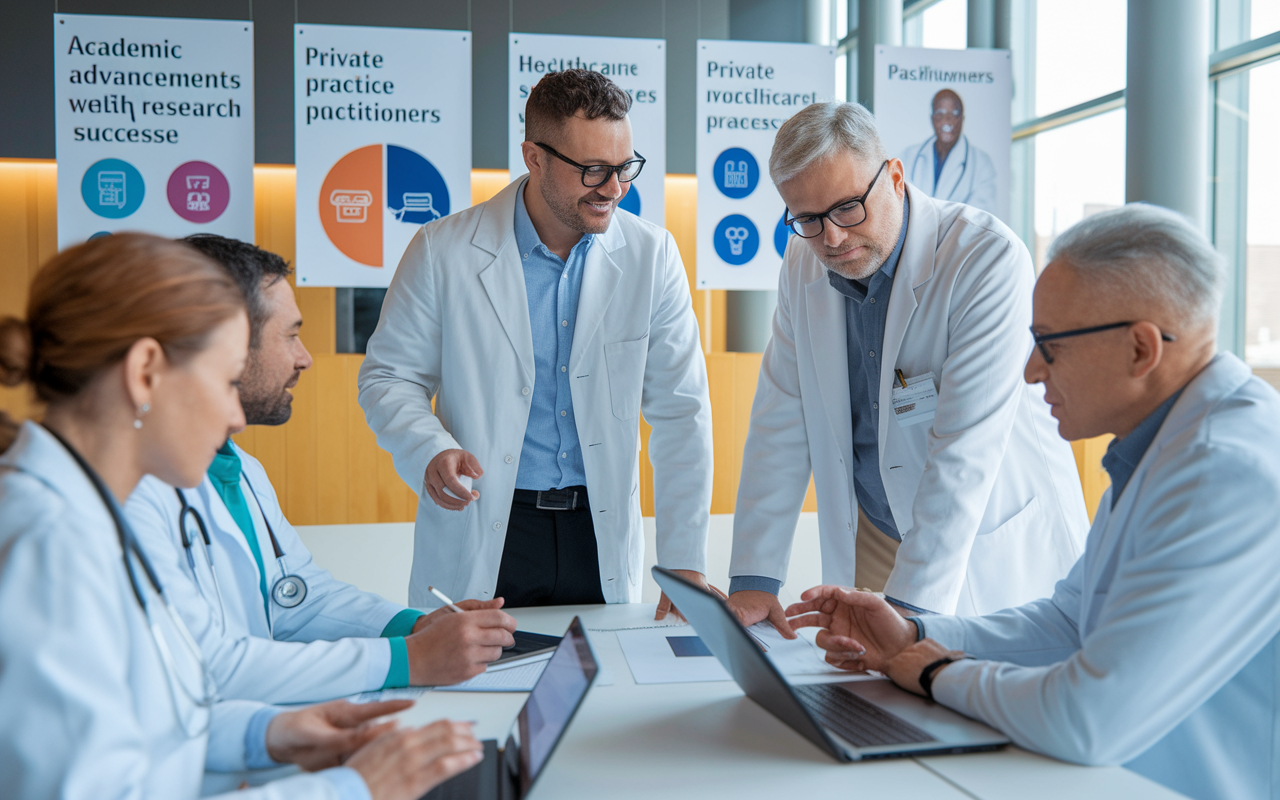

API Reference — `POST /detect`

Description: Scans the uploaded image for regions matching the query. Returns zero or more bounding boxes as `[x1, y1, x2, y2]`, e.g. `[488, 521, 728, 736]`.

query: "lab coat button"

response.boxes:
[504, 454, 514, 464]
[521, 386, 530, 396]
[492, 522, 502, 531]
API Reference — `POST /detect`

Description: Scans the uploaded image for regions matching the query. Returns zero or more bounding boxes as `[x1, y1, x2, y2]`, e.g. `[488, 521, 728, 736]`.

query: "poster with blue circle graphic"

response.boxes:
[774, 210, 796, 257]
[388, 145, 450, 224]
[80, 158, 145, 219]
[618, 184, 641, 216]
[713, 148, 758, 199]
[714, 214, 759, 265]
[695, 39, 835, 289]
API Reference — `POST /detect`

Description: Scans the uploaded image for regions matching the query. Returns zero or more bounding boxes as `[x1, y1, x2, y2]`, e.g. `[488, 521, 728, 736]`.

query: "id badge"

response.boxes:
[891, 372, 938, 427]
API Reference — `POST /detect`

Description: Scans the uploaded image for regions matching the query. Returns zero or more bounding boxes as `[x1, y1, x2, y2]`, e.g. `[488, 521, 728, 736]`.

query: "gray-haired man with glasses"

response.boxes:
[359, 70, 717, 617]
[728, 102, 1088, 634]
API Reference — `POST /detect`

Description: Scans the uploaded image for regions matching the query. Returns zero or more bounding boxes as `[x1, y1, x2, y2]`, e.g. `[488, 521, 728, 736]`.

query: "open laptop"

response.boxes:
[422, 616, 599, 800]
[652, 567, 1009, 762]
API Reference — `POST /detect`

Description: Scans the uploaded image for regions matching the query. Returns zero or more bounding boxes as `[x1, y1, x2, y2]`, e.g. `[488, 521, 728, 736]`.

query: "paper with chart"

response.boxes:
[616, 622, 846, 685]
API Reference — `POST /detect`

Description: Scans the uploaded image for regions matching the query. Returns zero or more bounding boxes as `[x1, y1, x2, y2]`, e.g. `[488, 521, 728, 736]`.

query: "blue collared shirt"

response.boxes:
[513, 182, 591, 490]
[729, 195, 910, 597]
[1101, 389, 1184, 509]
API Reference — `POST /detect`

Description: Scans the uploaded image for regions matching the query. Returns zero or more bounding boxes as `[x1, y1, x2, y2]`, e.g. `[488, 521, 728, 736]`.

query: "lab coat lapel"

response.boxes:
[877, 186, 934, 455]
[933, 136, 969, 202]
[475, 180, 536, 381]
[4, 422, 114, 534]
[569, 220, 625, 373]
[805, 276, 855, 480]
[1079, 354, 1254, 614]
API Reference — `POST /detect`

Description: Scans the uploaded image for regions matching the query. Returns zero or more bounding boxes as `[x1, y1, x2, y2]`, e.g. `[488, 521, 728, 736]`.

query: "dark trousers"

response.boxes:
[494, 486, 605, 607]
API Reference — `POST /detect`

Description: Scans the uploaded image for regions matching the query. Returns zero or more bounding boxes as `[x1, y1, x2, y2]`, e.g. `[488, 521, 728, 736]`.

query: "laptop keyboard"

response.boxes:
[793, 683, 936, 748]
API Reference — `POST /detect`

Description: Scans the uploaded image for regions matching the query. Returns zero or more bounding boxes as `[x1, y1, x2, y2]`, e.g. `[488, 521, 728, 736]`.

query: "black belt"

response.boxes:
[512, 486, 588, 511]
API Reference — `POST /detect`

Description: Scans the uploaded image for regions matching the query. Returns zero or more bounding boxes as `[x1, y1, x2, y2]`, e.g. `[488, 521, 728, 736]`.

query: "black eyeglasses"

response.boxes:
[1031, 321, 1177, 364]
[784, 160, 888, 238]
[535, 142, 646, 187]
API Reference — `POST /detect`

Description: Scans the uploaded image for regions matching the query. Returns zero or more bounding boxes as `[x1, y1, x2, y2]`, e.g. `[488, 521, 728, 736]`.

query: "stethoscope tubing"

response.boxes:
[45, 426, 216, 735]
[911, 134, 971, 202]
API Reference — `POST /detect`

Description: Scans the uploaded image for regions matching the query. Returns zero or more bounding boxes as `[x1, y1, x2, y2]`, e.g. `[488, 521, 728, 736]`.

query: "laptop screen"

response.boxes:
[516, 616, 598, 794]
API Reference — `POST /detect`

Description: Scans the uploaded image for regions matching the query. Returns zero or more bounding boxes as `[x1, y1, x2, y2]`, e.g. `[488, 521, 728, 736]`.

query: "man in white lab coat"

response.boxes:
[788, 204, 1280, 800]
[126, 235, 518, 704]
[728, 102, 1087, 631]
[358, 70, 715, 614]
[898, 89, 999, 215]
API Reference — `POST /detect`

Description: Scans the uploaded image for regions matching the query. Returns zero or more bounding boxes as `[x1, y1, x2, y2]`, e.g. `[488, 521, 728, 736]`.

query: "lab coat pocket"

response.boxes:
[968, 495, 1044, 611]
[604, 336, 649, 421]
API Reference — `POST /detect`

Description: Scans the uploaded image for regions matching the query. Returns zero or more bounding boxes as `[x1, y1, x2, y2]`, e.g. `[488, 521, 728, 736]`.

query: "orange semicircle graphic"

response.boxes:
[320, 144, 382, 267]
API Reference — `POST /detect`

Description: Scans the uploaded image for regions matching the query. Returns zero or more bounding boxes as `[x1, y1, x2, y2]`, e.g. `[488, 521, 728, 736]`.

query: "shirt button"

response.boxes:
[562, 320, 568, 327]
[523, 253, 529, 260]
[504, 454, 514, 464]
[492, 522, 502, 531]
[561, 410, 567, 416]
[521, 386, 530, 396]
[561, 452, 567, 458]
[561, 366, 567, 372]
[869, 297, 876, 304]
[869, 350, 876, 358]
[873, 402, 879, 409]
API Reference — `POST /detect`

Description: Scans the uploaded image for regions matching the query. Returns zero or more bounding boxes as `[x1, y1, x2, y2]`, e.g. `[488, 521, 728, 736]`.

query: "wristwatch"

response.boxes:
[918, 656, 965, 702]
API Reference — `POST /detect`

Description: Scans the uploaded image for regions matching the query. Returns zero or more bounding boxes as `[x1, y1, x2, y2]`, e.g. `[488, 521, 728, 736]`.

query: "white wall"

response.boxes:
[296, 513, 826, 608]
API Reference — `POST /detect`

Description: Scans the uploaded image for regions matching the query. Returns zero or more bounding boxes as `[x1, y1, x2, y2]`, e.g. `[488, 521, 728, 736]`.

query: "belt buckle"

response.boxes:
[535, 490, 577, 511]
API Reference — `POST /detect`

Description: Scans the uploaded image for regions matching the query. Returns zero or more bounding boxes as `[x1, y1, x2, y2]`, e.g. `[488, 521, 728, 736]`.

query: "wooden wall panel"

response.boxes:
[0, 159, 1108, 528]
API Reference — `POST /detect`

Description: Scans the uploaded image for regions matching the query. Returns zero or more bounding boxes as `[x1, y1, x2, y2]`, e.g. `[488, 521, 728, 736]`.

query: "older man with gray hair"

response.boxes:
[729, 102, 1088, 632]
[787, 204, 1280, 800]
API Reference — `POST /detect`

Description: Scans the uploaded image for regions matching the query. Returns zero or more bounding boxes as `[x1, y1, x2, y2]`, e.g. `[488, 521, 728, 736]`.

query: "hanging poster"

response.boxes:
[509, 33, 666, 227]
[54, 14, 254, 248]
[696, 40, 835, 291]
[874, 45, 1012, 222]
[295, 24, 471, 287]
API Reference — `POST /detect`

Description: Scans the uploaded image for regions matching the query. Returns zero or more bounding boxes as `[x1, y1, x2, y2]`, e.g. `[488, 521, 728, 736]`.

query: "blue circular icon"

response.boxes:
[81, 158, 144, 219]
[387, 144, 450, 224]
[618, 184, 641, 215]
[713, 148, 759, 199]
[88, 231, 113, 240]
[714, 214, 759, 266]
[774, 210, 796, 257]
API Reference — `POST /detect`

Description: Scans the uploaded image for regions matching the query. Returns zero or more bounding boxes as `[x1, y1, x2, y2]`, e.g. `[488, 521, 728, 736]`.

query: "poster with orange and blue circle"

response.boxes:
[294, 24, 470, 287]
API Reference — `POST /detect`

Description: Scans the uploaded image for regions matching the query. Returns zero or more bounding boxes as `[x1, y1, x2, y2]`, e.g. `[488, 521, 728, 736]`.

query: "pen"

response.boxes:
[428, 585, 465, 614]
[895, 369, 908, 389]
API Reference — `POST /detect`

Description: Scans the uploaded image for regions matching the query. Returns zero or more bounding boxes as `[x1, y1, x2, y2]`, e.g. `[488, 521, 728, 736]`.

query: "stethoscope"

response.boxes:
[176, 487, 227, 634]
[907, 134, 972, 202]
[176, 471, 308, 634]
[46, 426, 216, 737]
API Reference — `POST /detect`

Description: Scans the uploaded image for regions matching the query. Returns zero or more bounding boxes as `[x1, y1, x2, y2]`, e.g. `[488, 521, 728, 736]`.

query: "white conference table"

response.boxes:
[393, 603, 1186, 800]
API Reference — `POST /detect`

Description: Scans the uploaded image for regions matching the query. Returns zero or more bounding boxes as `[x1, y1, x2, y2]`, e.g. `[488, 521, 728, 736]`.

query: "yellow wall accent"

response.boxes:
[0, 159, 1103, 525]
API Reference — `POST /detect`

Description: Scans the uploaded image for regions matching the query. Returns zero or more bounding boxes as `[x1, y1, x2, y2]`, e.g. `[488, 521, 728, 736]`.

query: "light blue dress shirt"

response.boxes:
[513, 182, 592, 490]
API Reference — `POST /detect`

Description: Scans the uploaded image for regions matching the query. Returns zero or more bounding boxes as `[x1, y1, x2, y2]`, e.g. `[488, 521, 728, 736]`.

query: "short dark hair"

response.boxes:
[183, 234, 292, 349]
[524, 69, 632, 144]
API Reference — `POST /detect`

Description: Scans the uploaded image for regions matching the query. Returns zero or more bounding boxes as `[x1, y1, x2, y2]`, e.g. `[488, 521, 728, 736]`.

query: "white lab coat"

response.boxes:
[0, 422, 342, 799]
[899, 135, 999, 216]
[730, 185, 1088, 615]
[124, 442, 411, 704]
[358, 177, 713, 606]
[924, 353, 1280, 800]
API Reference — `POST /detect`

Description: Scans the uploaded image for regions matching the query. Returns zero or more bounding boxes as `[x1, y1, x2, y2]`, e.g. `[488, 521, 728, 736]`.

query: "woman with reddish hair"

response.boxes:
[0, 233, 482, 800]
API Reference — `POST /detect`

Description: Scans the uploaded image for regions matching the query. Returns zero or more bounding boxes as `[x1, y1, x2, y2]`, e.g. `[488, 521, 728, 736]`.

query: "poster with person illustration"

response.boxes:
[874, 45, 1011, 223]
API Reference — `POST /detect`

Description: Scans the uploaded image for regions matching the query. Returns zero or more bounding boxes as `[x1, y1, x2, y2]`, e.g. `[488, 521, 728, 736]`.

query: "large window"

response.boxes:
[1033, 0, 1126, 117]
[1241, 61, 1280, 367]
[1031, 109, 1126, 270]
